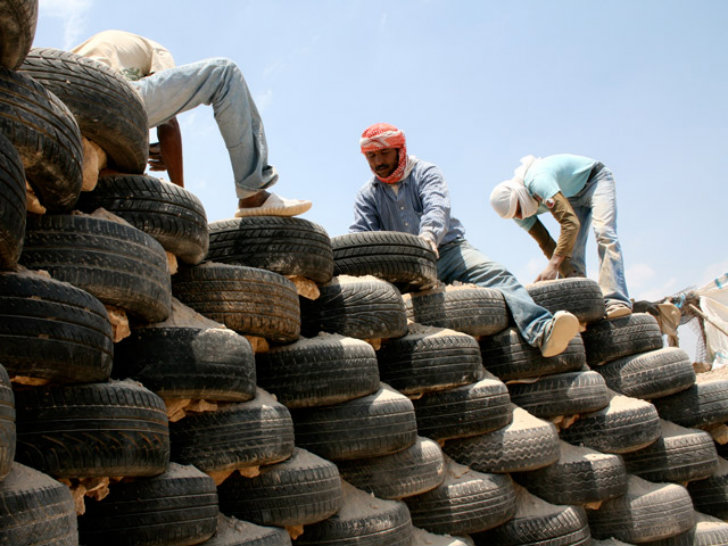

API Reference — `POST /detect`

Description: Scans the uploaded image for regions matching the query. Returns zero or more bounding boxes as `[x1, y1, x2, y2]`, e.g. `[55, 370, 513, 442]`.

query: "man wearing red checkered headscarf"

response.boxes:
[350, 123, 580, 359]
[359, 122, 415, 184]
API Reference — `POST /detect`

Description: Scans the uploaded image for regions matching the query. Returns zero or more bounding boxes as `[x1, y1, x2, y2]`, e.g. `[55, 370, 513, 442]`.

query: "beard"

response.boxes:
[374, 150, 398, 177]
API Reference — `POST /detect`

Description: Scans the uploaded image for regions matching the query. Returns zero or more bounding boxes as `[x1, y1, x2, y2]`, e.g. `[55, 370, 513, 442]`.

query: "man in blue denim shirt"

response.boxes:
[350, 123, 579, 357]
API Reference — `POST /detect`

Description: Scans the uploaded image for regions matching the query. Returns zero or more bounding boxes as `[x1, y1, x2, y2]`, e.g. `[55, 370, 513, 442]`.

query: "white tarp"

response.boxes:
[696, 273, 728, 368]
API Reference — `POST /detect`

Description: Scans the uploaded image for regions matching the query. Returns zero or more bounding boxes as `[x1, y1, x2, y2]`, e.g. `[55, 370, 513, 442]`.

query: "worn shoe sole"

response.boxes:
[541, 311, 580, 358]
[235, 201, 312, 218]
[606, 305, 632, 320]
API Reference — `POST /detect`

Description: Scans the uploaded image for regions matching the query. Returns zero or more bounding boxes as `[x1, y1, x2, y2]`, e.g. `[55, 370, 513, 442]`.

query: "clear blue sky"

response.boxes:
[33, 0, 726, 353]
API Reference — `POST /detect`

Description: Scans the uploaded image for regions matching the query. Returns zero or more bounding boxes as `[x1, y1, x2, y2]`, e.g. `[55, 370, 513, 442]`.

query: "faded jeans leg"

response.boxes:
[132, 57, 277, 198]
[569, 168, 631, 307]
[437, 239, 553, 347]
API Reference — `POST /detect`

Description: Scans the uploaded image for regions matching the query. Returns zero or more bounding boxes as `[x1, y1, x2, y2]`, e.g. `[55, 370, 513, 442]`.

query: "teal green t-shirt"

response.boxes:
[515, 154, 597, 230]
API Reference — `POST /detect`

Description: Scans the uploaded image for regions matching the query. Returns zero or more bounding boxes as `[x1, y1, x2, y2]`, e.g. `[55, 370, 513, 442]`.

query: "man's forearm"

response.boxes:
[527, 219, 556, 258]
[550, 192, 580, 257]
[527, 219, 575, 277]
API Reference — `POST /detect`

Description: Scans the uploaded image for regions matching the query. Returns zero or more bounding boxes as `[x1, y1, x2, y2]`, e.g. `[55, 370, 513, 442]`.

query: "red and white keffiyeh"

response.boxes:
[360, 122, 415, 184]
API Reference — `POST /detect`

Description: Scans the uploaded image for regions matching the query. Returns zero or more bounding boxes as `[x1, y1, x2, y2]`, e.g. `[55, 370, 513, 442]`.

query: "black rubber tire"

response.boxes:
[652, 379, 728, 430]
[295, 480, 414, 546]
[290, 383, 418, 461]
[412, 374, 512, 441]
[403, 284, 509, 337]
[527, 277, 606, 325]
[21, 214, 172, 323]
[376, 324, 484, 396]
[513, 440, 628, 506]
[0, 462, 77, 546]
[590, 539, 634, 546]
[0, 364, 14, 481]
[19, 48, 149, 173]
[582, 313, 664, 366]
[207, 217, 334, 284]
[203, 514, 293, 546]
[0, 67, 82, 211]
[587, 475, 696, 544]
[331, 231, 438, 292]
[78, 463, 218, 546]
[688, 457, 728, 520]
[443, 405, 560, 473]
[300, 275, 408, 340]
[621, 420, 719, 484]
[336, 436, 446, 500]
[479, 327, 586, 381]
[0, 0, 37, 70]
[77, 174, 208, 264]
[596, 347, 696, 400]
[507, 370, 610, 420]
[646, 512, 728, 546]
[560, 393, 662, 454]
[405, 456, 517, 536]
[0, 270, 113, 384]
[14, 379, 169, 479]
[472, 485, 591, 546]
[114, 326, 256, 402]
[217, 447, 342, 527]
[255, 332, 380, 408]
[0, 132, 25, 269]
[169, 389, 294, 473]
[172, 262, 300, 343]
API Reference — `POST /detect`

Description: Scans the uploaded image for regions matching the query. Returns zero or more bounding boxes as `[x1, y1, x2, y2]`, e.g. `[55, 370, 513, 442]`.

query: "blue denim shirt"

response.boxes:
[349, 158, 466, 246]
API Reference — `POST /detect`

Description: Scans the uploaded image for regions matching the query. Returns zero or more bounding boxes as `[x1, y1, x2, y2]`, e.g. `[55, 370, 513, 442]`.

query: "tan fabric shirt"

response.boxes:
[526, 192, 580, 277]
[71, 29, 175, 81]
[525, 193, 579, 255]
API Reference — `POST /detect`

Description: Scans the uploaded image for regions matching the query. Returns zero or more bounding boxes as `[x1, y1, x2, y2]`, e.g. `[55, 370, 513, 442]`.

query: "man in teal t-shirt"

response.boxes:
[490, 154, 632, 319]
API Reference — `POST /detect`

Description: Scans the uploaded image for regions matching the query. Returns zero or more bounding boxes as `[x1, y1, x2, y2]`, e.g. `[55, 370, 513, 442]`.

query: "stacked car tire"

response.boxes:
[3, 2, 728, 545]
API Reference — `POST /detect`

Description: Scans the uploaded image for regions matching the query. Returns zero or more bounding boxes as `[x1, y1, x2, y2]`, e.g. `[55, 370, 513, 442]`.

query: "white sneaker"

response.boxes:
[540, 311, 580, 358]
[235, 192, 312, 218]
[605, 303, 632, 320]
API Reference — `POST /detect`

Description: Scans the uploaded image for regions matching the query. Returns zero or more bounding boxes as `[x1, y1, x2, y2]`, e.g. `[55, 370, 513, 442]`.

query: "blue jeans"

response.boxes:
[132, 58, 277, 198]
[437, 239, 553, 347]
[568, 165, 631, 308]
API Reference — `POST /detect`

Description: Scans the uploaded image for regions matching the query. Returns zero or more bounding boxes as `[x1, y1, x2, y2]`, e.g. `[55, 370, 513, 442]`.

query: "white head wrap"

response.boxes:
[489, 155, 541, 219]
